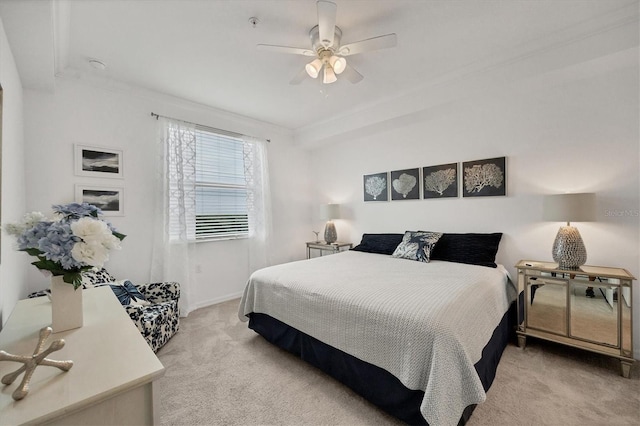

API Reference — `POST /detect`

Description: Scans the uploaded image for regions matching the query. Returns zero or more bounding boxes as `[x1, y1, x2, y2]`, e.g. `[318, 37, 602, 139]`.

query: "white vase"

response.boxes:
[50, 275, 84, 333]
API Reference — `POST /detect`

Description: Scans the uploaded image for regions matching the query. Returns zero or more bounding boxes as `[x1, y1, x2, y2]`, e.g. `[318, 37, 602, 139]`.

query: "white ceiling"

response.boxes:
[1, 0, 638, 138]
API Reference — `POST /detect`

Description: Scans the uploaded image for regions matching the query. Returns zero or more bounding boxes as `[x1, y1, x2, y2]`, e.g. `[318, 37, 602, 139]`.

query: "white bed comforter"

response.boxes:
[238, 251, 516, 426]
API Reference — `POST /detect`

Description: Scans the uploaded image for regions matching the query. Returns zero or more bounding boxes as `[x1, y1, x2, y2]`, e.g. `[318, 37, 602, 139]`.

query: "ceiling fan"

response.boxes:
[257, 0, 397, 85]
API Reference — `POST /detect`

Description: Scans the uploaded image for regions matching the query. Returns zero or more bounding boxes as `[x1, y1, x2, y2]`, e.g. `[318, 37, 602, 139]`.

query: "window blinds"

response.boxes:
[194, 126, 248, 240]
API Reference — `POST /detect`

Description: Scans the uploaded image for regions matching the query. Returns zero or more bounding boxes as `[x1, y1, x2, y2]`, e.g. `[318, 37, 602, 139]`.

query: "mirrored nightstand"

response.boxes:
[515, 260, 635, 377]
[306, 241, 352, 259]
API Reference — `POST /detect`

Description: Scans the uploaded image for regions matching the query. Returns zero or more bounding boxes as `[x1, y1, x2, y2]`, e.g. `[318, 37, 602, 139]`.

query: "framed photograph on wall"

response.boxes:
[462, 156, 506, 197]
[75, 185, 124, 216]
[74, 144, 123, 178]
[391, 168, 420, 200]
[363, 172, 389, 202]
[423, 163, 458, 199]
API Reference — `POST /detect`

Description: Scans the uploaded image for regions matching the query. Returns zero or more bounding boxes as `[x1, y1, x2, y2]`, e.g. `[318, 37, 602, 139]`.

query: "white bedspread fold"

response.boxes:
[239, 251, 515, 426]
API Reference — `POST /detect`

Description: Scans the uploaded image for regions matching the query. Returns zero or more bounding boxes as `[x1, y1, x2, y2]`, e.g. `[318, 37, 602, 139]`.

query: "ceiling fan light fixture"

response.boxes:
[305, 58, 323, 78]
[329, 55, 346, 74]
[323, 65, 337, 84]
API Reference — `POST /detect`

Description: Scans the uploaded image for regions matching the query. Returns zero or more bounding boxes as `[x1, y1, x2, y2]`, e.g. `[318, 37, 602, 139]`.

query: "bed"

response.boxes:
[238, 232, 516, 425]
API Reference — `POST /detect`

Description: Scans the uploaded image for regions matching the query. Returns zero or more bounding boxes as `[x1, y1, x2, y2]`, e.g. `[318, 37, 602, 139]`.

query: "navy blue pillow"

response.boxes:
[351, 233, 404, 255]
[430, 233, 503, 268]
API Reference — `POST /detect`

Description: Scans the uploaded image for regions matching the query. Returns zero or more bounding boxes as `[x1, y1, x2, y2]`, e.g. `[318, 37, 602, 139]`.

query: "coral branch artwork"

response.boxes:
[391, 168, 420, 200]
[423, 163, 458, 198]
[462, 157, 506, 197]
[0, 327, 73, 400]
[366, 177, 386, 199]
[363, 173, 389, 202]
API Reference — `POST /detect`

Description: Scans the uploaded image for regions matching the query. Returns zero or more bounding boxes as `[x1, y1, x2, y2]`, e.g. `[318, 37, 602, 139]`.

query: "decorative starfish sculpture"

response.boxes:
[0, 326, 73, 400]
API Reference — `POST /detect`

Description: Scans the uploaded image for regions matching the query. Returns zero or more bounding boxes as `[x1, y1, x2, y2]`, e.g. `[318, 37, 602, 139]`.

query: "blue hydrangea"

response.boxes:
[52, 202, 103, 220]
[38, 222, 83, 269]
[17, 221, 53, 250]
[7, 203, 126, 282]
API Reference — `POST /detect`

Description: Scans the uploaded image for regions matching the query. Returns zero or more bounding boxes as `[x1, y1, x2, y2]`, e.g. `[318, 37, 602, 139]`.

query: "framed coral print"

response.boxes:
[391, 168, 420, 200]
[75, 185, 124, 216]
[462, 157, 506, 197]
[363, 172, 388, 201]
[423, 163, 458, 199]
[74, 144, 123, 178]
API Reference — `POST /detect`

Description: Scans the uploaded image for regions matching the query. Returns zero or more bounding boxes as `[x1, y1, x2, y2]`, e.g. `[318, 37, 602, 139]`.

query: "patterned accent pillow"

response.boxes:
[81, 267, 116, 288]
[109, 280, 150, 307]
[392, 231, 443, 263]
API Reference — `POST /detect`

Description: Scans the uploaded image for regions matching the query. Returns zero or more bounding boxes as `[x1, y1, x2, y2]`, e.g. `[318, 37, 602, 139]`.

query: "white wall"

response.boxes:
[21, 77, 311, 307]
[309, 50, 640, 357]
[0, 15, 27, 326]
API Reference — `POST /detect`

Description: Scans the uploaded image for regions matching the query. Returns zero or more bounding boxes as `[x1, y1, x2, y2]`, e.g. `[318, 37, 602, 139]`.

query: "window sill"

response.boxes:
[194, 235, 248, 243]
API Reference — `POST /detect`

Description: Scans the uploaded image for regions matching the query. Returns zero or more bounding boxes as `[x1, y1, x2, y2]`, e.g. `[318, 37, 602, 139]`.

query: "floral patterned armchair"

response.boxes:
[123, 281, 181, 352]
[29, 268, 180, 353]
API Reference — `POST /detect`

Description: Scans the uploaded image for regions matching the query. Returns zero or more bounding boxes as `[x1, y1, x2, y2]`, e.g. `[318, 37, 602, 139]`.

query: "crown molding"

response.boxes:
[53, 69, 293, 140]
[52, 0, 70, 77]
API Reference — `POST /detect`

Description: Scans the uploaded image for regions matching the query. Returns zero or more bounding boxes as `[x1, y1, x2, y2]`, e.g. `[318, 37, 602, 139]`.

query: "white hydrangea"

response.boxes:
[4, 211, 47, 236]
[24, 211, 47, 226]
[70, 217, 122, 268]
[71, 241, 110, 268]
[71, 217, 121, 249]
[4, 223, 26, 237]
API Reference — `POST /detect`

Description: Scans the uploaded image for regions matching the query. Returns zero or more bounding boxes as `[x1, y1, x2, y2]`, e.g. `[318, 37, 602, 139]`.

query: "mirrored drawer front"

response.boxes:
[621, 281, 632, 357]
[570, 281, 618, 347]
[526, 276, 567, 336]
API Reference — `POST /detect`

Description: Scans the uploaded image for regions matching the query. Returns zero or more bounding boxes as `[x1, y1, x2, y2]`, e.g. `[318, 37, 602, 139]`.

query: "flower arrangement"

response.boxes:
[5, 203, 126, 289]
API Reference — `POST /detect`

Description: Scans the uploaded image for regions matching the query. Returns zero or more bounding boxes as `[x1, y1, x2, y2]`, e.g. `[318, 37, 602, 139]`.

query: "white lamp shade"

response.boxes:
[305, 58, 322, 78]
[329, 55, 346, 74]
[543, 193, 596, 223]
[323, 65, 337, 84]
[320, 203, 341, 220]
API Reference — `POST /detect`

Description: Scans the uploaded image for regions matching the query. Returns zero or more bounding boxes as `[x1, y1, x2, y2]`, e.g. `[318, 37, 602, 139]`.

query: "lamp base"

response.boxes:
[552, 226, 587, 269]
[324, 221, 337, 244]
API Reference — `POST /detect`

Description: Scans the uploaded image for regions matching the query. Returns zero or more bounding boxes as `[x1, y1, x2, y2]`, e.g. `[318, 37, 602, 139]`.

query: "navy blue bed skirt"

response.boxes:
[248, 302, 516, 425]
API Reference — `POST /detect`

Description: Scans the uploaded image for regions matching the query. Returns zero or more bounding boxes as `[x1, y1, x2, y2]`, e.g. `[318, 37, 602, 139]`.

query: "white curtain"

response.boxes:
[243, 136, 273, 274]
[151, 117, 196, 316]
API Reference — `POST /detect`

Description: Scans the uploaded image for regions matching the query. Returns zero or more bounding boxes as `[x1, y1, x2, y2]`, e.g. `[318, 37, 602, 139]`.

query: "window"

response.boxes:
[194, 126, 248, 240]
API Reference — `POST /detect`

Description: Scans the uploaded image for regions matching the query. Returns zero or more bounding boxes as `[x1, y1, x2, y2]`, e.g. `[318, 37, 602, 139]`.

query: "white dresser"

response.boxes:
[0, 286, 165, 425]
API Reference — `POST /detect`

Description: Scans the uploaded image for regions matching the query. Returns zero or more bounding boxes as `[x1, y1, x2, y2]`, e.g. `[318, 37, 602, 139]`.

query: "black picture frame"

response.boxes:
[462, 157, 506, 197]
[422, 163, 458, 199]
[391, 168, 420, 200]
[363, 172, 389, 202]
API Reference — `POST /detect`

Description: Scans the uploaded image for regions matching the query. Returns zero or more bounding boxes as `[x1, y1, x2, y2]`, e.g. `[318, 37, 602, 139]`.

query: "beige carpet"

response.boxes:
[156, 299, 640, 425]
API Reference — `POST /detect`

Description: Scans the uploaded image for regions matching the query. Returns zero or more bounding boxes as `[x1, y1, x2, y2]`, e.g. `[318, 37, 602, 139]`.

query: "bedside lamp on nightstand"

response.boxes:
[320, 203, 341, 244]
[543, 192, 596, 269]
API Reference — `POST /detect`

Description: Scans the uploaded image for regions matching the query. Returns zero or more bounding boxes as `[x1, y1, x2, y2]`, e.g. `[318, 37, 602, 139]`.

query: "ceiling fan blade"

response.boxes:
[290, 67, 308, 85]
[257, 44, 315, 56]
[338, 33, 397, 56]
[317, 1, 337, 48]
[342, 64, 363, 84]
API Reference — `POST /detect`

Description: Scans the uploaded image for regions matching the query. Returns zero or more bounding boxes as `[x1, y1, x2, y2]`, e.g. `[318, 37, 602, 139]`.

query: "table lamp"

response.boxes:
[320, 204, 341, 244]
[543, 193, 596, 269]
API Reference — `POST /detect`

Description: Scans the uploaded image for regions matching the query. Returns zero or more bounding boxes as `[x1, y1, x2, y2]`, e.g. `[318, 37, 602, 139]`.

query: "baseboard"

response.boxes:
[189, 291, 244, 313]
